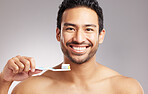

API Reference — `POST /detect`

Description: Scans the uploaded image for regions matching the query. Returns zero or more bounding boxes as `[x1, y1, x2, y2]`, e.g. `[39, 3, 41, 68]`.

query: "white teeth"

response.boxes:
[72, 47, 86, 51]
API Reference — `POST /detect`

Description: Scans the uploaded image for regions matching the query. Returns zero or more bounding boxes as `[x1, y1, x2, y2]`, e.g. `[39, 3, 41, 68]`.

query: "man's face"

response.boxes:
[57, 7, 103, 64]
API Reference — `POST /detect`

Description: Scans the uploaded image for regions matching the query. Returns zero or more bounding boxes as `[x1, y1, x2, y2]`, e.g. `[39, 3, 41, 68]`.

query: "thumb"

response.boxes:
[28, 69, 43, 76]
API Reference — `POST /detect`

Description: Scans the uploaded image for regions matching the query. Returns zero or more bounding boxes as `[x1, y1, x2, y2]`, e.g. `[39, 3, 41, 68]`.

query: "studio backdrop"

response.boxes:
[0, 0, 147, 93]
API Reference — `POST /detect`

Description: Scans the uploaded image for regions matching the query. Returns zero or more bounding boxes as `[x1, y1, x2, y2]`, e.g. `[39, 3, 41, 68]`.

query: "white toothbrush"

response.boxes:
[36, 64, 71, 71]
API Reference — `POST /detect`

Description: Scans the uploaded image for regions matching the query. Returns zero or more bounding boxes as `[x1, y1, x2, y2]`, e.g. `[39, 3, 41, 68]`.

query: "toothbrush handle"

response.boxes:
[35, 67, 53, 70]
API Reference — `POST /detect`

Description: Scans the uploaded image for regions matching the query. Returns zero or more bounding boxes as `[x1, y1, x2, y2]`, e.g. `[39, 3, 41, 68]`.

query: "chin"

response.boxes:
[68, 55, 91, 64]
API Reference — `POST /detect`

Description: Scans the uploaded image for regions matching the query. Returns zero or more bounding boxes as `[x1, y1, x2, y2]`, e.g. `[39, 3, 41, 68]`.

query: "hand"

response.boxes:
[1, 55, 42, 82]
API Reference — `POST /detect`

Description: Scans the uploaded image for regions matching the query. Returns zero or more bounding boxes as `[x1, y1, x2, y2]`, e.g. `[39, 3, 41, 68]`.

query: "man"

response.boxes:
[0, 0, 144, 94]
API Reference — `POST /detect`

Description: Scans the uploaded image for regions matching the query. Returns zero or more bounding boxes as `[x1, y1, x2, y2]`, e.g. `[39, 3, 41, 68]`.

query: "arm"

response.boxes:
[119, 77, 144, 94]
[128, 78, 144, 94]
[0, 73, 13, 94]
[0, 55, 42, 94]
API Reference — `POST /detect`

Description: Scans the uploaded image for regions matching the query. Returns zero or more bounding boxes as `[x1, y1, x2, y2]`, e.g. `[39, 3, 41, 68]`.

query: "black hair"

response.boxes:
[57, 0, 104, 33]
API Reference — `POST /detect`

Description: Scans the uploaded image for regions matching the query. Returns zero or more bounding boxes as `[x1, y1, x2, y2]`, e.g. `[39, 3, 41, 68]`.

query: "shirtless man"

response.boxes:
[0, 0, 144, 94]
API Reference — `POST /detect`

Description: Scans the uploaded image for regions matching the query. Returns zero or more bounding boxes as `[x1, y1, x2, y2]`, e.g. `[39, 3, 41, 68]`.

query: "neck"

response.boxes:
[63, 55, 99, 84]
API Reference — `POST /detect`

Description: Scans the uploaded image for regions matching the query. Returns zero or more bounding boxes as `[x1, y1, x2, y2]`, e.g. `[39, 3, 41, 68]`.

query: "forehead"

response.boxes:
[61, 7, 99, 27]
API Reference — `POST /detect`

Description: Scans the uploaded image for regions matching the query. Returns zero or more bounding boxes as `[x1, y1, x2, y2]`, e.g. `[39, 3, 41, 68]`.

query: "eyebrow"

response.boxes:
[64, 23, 76, 27]
[85, 24, 96, 27]
[64, 23, 97, 27]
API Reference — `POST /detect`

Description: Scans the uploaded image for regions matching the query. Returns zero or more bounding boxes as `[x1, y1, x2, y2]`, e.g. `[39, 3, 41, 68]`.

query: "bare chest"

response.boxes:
[34, 82, 116, 94]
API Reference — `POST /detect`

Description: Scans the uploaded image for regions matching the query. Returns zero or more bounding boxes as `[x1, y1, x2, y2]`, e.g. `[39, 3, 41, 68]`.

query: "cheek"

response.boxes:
[61, 32, 73, 44]
[87, 34, 99, 45]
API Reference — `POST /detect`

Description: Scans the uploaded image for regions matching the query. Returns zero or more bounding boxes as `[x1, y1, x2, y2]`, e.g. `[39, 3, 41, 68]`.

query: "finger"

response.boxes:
[24, 57, 36, 72]
[12, 57, 25, 73]
[7, 59, 19, 74]
[28, 69, 43, 76]
[17, 56, 31, 72]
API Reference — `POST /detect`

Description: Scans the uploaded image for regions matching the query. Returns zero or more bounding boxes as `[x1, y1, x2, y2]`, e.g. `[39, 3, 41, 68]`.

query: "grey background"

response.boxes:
[0, 0, 147, 93]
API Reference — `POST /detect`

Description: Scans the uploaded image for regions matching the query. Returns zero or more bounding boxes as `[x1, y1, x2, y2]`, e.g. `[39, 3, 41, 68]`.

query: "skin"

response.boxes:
[0, 55, 42, 94]
[0, 7, 143, 94]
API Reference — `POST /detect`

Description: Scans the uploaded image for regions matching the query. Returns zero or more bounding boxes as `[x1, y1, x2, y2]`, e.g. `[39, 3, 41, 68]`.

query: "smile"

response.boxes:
[69, 45, 90, 54]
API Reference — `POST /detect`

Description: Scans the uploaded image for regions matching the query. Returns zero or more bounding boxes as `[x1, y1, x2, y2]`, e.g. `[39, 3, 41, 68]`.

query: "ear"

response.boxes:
[56, 28, 61, 42]
[99, 29, 106, 44]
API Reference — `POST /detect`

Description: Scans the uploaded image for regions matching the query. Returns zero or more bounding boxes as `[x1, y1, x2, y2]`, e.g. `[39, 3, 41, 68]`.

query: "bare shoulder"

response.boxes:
[111, 75, 144, 94]
[12, 74, 54, 94]
[99, 64, 144, 94]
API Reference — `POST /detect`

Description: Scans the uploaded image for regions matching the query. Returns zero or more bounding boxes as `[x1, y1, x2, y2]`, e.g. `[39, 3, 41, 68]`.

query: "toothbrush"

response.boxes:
[35, 64, 71, 71]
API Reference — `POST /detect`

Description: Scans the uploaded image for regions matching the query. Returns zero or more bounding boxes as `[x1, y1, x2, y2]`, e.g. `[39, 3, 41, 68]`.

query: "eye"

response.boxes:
[65, 27, 75, 32]
[66, 28, 74, 30]
[86, 28, 94, 32]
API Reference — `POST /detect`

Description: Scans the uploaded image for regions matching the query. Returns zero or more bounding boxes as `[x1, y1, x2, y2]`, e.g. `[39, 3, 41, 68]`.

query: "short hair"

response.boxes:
[57, 0, 104, 33]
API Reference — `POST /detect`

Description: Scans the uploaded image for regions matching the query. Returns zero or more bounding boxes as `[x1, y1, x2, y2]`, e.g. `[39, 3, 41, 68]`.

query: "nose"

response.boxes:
[73, 29, 86, 43]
